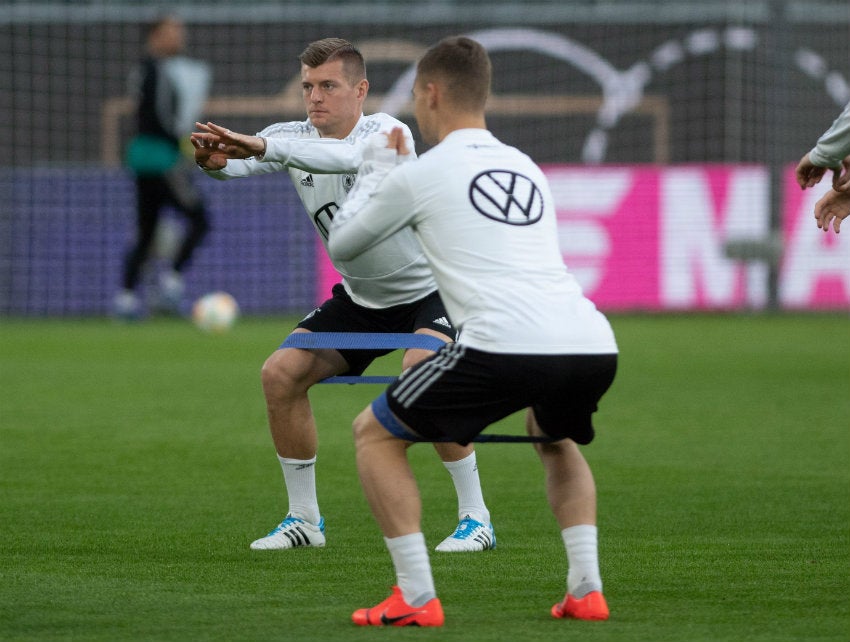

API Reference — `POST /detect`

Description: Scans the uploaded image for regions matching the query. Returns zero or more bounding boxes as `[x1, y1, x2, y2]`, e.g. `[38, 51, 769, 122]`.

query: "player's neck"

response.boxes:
[435, 115, 487, 144]
[317, 115, 362, 140]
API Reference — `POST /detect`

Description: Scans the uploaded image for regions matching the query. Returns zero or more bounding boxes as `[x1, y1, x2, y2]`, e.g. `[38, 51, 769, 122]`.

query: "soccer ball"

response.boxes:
[191, 292, 239, 333]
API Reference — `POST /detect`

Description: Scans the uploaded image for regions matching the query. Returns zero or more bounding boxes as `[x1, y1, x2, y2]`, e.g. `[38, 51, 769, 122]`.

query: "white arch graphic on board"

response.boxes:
[379, 27, 849, 163]
[380, 27, 642, 163]
[794, 47, 850, 106]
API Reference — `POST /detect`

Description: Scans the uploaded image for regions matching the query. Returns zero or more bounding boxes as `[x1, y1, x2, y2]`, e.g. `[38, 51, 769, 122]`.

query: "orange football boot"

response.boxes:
[551, 591, 609, 621]
[352, 586, 445, 627]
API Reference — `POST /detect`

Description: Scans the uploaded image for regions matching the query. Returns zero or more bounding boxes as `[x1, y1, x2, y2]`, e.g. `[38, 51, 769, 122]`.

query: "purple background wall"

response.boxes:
[0, 168, 319, 316]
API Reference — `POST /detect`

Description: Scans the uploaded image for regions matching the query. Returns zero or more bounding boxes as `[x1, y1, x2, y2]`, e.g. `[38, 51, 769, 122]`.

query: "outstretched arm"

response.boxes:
[797, 101, 850, 190]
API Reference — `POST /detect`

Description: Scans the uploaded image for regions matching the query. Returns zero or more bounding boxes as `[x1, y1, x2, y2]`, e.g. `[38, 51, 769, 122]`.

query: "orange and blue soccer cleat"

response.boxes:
[352, 586, 445, 627]
[551, 591, 610, 621]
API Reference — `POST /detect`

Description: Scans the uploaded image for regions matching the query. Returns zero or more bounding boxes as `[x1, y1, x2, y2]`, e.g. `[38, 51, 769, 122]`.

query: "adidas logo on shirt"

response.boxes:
[433, 316, 451, 328]
[300, 174, 314, 187]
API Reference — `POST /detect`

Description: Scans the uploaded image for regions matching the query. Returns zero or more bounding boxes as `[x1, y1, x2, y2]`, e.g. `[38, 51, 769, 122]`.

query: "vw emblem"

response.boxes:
[469, 170, 544, 225]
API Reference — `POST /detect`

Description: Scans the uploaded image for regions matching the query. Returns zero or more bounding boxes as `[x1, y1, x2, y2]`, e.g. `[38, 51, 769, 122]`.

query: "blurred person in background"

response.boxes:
[115, 15, 212, 319]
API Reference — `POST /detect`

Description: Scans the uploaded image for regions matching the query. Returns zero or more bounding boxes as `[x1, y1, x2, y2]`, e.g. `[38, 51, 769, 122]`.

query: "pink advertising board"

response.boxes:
[316, 165, 850, 311]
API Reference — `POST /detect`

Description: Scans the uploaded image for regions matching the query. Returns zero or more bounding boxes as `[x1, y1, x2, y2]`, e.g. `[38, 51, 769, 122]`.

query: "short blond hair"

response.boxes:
[417, 36, 490, 111]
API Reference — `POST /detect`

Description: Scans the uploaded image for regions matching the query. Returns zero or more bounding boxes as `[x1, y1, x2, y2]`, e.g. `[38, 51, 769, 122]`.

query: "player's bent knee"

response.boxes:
[260, 351, 284, 386]
[352, 406, 386, 446]
[261, 349, 311, 394]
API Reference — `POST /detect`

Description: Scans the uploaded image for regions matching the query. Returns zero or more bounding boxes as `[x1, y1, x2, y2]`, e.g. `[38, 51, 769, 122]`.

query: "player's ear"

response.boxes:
[426, 82, 439, 108]
[356, 78, 369, 100]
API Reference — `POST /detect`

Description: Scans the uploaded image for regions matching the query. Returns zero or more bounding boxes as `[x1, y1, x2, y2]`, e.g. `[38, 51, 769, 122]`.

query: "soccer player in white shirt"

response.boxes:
[795, 100, 850, 191]
[191, 39, 494, 553]
[794, 100, 850, 233]
[327, 36, 619, 626]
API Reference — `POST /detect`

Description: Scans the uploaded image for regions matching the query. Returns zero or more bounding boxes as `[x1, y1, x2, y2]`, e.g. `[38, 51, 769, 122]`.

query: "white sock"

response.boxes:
[562, 524, 603, 597]
[443, 452, 490, 523]
[279, 455, 320, 525]
[385, 532, 436, 607]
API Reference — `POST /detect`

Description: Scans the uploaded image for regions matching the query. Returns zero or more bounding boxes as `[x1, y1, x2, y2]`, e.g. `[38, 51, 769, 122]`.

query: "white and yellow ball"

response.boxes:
[191, 292, 239, 333]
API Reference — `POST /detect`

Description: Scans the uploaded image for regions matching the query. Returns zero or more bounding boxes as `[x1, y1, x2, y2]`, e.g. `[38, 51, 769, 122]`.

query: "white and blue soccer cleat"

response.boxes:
[435, 515, 496, 552]
[250, 514, 326, 550]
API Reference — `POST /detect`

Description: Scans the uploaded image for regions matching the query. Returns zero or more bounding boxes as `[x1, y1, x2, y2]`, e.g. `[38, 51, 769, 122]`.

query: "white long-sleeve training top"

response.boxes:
[329, 128, 618, 355]
[202, 113, 437, 309]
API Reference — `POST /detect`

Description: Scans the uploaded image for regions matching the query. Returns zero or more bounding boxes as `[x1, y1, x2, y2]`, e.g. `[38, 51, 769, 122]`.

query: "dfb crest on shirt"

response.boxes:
[313, 202, 338, 240]
[342, 174, 356, 193]
[468, 170, 543, 226]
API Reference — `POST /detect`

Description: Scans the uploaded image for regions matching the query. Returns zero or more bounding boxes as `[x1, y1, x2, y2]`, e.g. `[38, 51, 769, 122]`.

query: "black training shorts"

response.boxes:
[295, 283, 457, 375]
[377, 342, 617, 445]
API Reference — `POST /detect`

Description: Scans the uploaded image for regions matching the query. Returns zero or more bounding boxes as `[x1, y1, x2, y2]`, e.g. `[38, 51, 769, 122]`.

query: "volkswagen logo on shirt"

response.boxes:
[468, 170, 544, 226]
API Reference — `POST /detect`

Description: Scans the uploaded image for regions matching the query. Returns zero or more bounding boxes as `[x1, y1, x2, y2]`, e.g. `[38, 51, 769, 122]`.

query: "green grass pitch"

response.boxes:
[1, 314, 848, 641]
